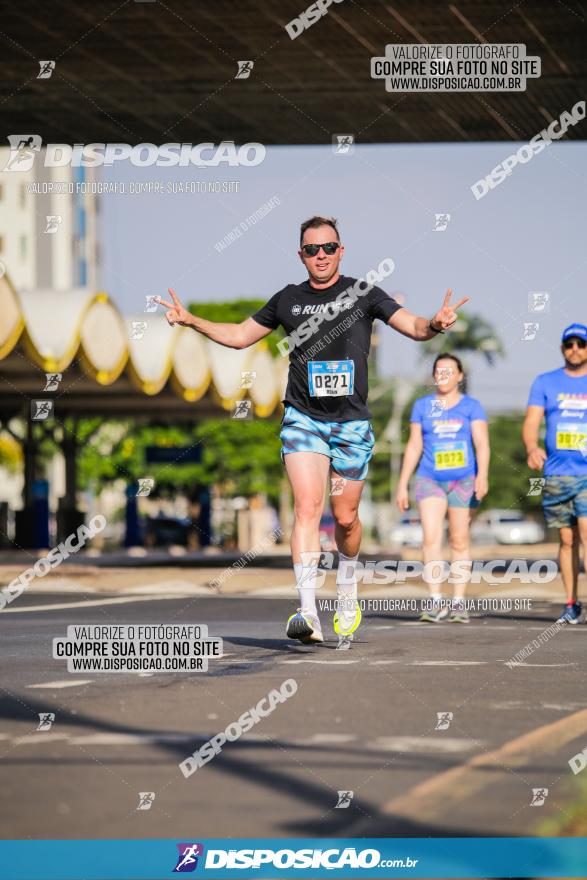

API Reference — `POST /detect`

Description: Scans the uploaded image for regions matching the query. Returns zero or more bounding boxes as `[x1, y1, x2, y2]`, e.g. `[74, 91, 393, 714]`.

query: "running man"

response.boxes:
[523, 323, 587, 623]
[396, 353, 489, 622]
[157, 216, 469, 645]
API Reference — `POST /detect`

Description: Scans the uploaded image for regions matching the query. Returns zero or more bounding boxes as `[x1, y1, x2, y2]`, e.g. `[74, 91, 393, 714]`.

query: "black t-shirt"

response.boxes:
[252, 275, 403, 422]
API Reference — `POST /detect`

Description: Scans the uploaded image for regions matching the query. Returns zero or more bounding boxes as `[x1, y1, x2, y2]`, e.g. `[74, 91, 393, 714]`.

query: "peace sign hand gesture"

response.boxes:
[430, 289, 470, 332]
[155, 289, 192, 328]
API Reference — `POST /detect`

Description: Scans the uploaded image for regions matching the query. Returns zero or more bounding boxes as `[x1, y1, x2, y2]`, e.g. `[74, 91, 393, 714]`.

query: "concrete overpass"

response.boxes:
[1, 0, 585, 145]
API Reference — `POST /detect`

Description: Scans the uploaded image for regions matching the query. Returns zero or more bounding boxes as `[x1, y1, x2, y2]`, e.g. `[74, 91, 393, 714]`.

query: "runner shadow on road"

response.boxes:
[220, 634, 354, 654]
[0, 691, 507, 837]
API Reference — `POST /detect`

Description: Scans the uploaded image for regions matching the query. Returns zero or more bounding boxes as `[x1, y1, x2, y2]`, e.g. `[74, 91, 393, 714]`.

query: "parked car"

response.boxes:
[144, 514, 193, 547]
[390, 510, 424, 547]
[471, 509, 545, 545]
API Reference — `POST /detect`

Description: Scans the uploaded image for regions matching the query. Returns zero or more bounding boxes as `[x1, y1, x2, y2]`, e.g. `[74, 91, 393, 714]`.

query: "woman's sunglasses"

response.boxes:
[301, 242, 340, 257]
[563, 338, 586, 350]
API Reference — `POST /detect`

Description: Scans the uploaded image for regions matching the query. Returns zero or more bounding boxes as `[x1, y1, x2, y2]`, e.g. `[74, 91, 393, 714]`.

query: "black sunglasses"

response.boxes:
[301, 242, 340, 257]
[563, 338, 586, 350]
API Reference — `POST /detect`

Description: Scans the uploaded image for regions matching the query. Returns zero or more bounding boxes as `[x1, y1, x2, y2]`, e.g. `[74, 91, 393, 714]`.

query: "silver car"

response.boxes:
[390, 510, 438, 547]
[471, 509, 545, 545]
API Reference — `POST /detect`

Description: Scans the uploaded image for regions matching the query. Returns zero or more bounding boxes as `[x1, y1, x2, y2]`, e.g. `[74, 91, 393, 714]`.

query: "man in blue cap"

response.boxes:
[523, 323, 587, 622]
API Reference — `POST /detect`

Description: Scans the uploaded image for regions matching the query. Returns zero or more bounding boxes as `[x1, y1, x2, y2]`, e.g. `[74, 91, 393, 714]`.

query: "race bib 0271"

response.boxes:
[308, 360, 354, 397]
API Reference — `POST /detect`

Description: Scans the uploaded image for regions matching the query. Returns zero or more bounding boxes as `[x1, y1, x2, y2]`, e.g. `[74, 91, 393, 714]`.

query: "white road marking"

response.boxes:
[67, 732, 276, 747]
[408, 660, 487, 666]
[542, 703, 587, 711]
[553, 627, 587, 632]
[27, 680, 93, 689]
[13, 733, 69, 745]
[370, 660, 401, 665]
[505, 662, 576, 667]
[2, 595, 185, 613]
[487, 701, 524, 709]
[124, 581, 212, 595]
[372, 736, 481, 753]
[517, 626, 587, 633]
[1, 730, 481, 753]
[299, 733, 356, 744]
[219, 655, 262, 663]
[68, 733, 192, 746]
[349, 706, 587, 833]
[281, 659, 359, 665]
[396, 623, 565, 630]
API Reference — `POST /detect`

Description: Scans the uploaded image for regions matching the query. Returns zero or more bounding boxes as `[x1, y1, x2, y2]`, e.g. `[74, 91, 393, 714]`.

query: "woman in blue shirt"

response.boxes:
[396, 353, 490, 622]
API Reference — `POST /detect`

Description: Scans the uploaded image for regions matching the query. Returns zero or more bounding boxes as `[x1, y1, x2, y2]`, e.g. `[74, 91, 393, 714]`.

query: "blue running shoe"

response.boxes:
[557, 602, 582, 624]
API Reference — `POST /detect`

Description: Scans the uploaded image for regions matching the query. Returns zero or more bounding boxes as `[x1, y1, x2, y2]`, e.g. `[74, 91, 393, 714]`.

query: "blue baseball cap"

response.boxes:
[562, 323, 587, 342]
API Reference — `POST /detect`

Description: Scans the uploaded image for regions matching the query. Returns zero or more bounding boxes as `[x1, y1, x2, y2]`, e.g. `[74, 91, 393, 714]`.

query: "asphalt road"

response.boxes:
[1, 591, 587, 840]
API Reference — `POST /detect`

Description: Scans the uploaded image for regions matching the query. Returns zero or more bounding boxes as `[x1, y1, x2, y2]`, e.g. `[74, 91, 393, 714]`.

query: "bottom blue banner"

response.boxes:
[1, 837, 586, 879]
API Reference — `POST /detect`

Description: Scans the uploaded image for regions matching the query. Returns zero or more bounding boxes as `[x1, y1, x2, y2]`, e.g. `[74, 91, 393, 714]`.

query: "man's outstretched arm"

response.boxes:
[388, 288, 470, 340]
[156, 288, 272, 350]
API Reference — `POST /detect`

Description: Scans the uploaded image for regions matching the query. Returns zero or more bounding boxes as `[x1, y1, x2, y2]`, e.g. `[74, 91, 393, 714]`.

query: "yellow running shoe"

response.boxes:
[333, 597, 362, 636]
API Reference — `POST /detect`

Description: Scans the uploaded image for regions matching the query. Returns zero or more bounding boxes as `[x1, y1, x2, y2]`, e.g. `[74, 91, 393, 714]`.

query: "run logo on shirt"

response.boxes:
[432, 419, 464, 438]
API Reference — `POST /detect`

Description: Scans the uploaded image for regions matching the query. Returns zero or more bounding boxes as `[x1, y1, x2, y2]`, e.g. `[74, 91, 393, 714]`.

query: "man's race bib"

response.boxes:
[556, 422, 587, 452]
[433, 441, 468, 471]
[308, 360, 354, 397]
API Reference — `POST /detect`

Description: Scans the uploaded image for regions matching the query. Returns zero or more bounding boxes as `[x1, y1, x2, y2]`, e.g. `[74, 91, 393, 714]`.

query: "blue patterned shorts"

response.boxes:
[542, 475, 587, 528]
[280, 405, 374, 481]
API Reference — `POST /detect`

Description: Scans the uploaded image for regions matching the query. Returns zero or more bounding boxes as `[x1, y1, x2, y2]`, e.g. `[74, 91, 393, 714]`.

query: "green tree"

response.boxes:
[483, 414, 543, 516]
[190, 300, 286, 356]
[74, 299, 285, 502]
[422, 311, 504, 364]
[77, 419, 283, 503]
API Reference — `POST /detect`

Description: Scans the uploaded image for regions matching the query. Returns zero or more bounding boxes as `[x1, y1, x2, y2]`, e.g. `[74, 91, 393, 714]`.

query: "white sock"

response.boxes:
[336, 552, 358, 613]
[431, 592, 443, 605]
[294, 562, 317, 616]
